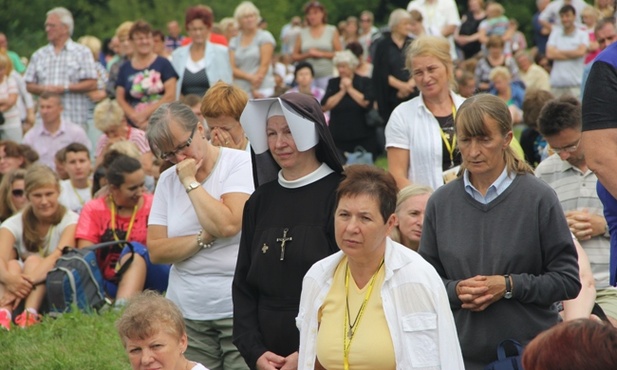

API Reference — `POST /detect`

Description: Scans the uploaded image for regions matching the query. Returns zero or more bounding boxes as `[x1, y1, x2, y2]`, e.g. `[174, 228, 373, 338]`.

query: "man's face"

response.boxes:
[168, 21, 180, 38]
[596, 23, 617, 50]
[64, 151, 91, 182]
[45, 14, 68, 43]
[560, 11, 576, 30]
[516, 55, 531, 72]
[39, 97, 63, 124]
[545, 127, 585, 168]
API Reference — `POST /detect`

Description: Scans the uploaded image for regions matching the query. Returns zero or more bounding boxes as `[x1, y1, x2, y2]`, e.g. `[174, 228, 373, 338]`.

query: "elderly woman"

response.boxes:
[372, 9, 417, 123]
[172, 5, 232, 100]
[200, 81, 250, 152]
[0, 52, 20, 142]
[0, 169, 26, 223]
[386, 35, 466, 190]
[488, 66, 525, 123]
[116, 20, 178, 129]
[93, 99, 153, 173]
[419, 94, 581, 369]
[233, 93, 343, 370]
[390, 184, 433, 251]
[474, 35, 520, 92]
[322, 50, 376, 160]
[292, 1, 342, 90]
[146, 102, 254, 369]
[0, 165, 78, 329]
[230, 2, 276, 98]
[297, 165, 464, 369]
[117, 290, 210, 370]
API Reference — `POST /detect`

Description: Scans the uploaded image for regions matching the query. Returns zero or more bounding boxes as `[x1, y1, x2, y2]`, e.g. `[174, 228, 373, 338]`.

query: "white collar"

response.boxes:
[278, 163, 333, 188]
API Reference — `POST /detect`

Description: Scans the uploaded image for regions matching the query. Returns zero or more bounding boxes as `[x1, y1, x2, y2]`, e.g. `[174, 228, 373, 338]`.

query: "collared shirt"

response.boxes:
[165, 35, 185, 52]
[22, 119, 91, 170]
[535, 154, 611, 288]
[24, 39, 97, 126]
[464, 166, 515, 204]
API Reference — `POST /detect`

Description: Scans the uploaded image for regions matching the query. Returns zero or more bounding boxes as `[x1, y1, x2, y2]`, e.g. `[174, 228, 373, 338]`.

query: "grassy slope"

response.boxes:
[0, 309, 130, 370]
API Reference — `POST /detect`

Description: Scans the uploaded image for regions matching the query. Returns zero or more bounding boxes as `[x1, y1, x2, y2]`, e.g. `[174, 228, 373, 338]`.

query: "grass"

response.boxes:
[1, 308, 131, 370]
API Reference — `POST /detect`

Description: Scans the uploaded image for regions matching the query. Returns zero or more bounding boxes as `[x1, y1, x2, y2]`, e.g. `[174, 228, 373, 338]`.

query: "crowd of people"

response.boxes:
[1, 0, 617, 369]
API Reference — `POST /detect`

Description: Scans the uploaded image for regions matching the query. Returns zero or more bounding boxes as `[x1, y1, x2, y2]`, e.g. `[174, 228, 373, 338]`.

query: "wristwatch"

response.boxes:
[185, 181, 201, 194]
[504, 274, 513, 299]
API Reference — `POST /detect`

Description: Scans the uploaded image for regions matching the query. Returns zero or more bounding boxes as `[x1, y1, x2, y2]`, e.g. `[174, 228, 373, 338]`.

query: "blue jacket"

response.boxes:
[171, 41, 233, 99]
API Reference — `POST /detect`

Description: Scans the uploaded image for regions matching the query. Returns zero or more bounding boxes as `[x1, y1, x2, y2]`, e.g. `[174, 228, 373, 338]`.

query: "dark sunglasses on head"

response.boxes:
[11, 189, 25, 197]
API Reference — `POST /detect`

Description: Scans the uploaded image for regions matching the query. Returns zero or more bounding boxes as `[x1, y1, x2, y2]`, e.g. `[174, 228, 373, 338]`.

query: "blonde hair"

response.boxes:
[388, 8, 411, 29]
[406, 35, 455, 88]
[489, 66, 511, 82]
[0, 52, 13, 78]
[109, 140, 141, 159]
[116, 290, 186, 346]
[115, 21, 134, 41]
[234, 1, 260, 23]
[77, 35, 102, 60]
[455, 94, 533, 176]
[390, 184, 433, 250]
[219, 17, 238, 32]
[486, 2, 505, 18]
[22, 165, 65, 253]
[94, 99, 124, 132]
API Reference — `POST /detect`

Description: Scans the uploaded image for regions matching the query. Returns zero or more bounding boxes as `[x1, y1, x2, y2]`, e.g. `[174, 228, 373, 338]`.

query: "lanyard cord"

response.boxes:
[110, 196, 138, 242]
[438, 104, 457, 166]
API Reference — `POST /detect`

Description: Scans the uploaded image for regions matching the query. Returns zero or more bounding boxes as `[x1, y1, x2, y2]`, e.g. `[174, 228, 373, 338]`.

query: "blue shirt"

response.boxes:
[463, 166, 515, 204]
[597, 181, 617, 286]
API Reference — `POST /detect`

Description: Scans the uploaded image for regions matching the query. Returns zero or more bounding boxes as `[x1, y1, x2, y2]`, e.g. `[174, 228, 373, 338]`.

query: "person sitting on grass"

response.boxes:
[116, 290, 210, 370]
[0, 165, 79, 329]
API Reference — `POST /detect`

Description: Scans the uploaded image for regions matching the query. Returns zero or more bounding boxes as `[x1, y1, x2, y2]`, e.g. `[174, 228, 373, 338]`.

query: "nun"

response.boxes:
[232, 93, 344, 370]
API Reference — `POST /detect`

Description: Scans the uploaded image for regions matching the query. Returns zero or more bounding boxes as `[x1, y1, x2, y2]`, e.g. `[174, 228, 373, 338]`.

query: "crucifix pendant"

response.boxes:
[276, 228, 293, 261]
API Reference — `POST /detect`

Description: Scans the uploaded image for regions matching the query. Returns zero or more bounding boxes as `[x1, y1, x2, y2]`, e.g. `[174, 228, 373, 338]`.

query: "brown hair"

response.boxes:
[185, 5, 214, 29]
[455, 94, 533, 176]
[522, 319, 617, 370]
[129, 20, 153, 40]
[0, 169, 26, 222]
[22, 165, 66, 253]
[486, 34, 505, 49]
[116, 290, 186, 346]
[522, 89, 554, 128]
[336, 165, 397, 223]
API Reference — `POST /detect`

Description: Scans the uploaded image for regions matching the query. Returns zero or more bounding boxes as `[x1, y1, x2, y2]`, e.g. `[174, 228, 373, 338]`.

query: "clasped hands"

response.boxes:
[456, 275, 507, 312]
[257, 351, 298, 370]
[0, 273, 34, 309]
[566, 209, 606, 241]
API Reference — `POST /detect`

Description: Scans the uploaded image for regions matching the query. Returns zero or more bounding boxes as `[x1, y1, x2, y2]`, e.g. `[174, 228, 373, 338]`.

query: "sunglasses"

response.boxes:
[11, 189, 25, 197]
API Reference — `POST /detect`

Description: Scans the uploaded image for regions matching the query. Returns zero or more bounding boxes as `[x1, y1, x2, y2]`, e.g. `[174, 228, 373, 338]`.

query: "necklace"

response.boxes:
[70, 180, 91, 206]
[109, 195, 138, 242]
[343, 259, 384, 370]
[438, 104, 458, 168]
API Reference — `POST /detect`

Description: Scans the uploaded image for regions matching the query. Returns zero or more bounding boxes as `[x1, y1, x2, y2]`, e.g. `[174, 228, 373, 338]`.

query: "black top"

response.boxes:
[435, 114, 461, 170]
[232, 172, 342, 369]
[181, 68, 210, 97]
[457, 11, 485, 59]
[372, 32, 418, 123]
[322, 74, 374, 142]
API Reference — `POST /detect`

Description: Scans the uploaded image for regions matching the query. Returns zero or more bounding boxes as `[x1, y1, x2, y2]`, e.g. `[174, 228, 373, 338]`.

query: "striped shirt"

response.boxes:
[535, 154, 611, 288]
[24, 39, 97, 126]
[95, 126, 150, 158]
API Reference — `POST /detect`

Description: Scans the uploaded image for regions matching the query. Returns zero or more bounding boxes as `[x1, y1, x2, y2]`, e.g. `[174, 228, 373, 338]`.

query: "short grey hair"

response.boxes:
[388, 8, 411, 29]
[333, 50, 359, 70]
[147, 102, 200, 158]
[233, 1, 260, 23]
[47, 7, 74, 36]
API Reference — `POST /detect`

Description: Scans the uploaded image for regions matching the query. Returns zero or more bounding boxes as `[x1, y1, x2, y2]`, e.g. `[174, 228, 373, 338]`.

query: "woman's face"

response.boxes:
[393, 18, 412, 37]
[239, 12, 259, 31]
[206, 115, 245, 147]
[125, 330, 188, 370]
[468, 0, 482, 12]
[395, 193, 431, 248]
[295, 67, 314, 88]
[105, 119, 129, 140]
[152, 35, 166, 55]
[160, 121, 205, 164]
[119, 35, 134, 57]
[0, 146, 24, 175]
[336, 63, 354, 79]
[492, 75, 509, 93]
[266, 116, 316, 173]
[412, 55, 450, 99]
[187, 19, 210, 45]
[306, 7, 325, 26]
[28, 184, 60, 220]
[10, 179, 27, 211]
[335, 193, 395, 260]
[457, 115, 512, 181]
[488, 45, 504, 58]
[131, 32, 154, 57]
[110, 169, 145, 208]
[409, 20, 423, 36]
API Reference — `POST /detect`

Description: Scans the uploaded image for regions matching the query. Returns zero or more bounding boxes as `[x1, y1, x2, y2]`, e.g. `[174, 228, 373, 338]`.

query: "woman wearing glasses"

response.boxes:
[146, 102, 254, 369]
[0, 169, 27, 223]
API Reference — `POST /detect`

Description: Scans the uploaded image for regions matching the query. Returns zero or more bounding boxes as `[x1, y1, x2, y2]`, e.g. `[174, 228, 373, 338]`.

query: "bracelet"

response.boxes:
[196, 229, 215, 249]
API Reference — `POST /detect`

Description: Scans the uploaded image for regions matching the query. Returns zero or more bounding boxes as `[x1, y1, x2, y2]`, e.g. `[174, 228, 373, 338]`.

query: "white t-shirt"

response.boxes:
[149, 148, 254, 320]
[547, 26, 589, 87]
[58, 179, 92, 214]
[1, 210, 79, 259]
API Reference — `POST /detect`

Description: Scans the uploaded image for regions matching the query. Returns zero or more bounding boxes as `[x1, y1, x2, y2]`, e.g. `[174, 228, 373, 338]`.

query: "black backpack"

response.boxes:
[46, 240, 135, 315]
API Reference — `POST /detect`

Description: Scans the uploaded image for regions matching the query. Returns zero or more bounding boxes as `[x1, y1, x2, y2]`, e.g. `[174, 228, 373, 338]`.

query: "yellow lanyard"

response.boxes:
[39, 225, 55, 257]
[343, 260, 384, 370]
[71, 181, 90, 206]
[110, 197, 138, 242]
[438, 105, 457, 167]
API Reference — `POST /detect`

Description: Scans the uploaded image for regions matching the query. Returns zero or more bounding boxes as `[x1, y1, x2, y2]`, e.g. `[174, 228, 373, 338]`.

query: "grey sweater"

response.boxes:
[419, 173, 581, 370]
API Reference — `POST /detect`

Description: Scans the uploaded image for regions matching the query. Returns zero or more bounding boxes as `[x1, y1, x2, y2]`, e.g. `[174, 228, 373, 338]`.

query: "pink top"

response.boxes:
[95, 126, 151, 158]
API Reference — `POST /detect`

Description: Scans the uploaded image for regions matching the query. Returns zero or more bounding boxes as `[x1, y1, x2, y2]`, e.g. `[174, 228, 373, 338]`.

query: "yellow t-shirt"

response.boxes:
[315, 257, 395, 370]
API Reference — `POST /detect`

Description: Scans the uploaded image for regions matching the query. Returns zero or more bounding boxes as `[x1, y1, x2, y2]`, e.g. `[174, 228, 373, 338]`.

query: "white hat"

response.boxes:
[240, 97, 319, 154]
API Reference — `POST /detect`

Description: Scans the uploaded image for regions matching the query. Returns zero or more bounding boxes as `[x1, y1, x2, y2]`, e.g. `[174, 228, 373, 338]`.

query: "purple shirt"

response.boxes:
[22, 119, 91, 170]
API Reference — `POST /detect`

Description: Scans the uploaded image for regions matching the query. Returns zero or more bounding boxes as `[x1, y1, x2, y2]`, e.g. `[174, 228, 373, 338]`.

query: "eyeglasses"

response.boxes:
[551, 137, 581, 154]
[11, 189, 25, 197]
[160, 125, 197, 161]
